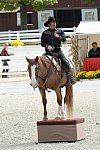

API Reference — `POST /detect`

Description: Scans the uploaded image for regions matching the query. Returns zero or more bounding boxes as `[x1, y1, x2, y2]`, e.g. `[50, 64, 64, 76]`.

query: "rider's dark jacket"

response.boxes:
[41, 28, 66, 53]
[41, 28, 71, 71]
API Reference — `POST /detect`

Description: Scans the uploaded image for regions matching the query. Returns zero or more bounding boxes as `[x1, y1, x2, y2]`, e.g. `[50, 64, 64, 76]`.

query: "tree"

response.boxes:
[0, 0, 58, 30]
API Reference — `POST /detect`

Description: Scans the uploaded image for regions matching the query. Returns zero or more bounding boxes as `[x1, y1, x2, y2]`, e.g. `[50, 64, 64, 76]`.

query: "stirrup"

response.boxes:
[67, 72, 76, 85]
[70, 78, 76, 85]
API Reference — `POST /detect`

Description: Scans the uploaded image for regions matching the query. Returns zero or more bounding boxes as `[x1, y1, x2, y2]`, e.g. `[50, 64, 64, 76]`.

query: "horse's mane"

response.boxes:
[37, 56, 51, 73]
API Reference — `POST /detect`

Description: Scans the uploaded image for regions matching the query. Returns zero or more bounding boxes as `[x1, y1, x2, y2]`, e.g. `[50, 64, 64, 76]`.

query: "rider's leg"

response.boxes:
[58, 50, 76, 85]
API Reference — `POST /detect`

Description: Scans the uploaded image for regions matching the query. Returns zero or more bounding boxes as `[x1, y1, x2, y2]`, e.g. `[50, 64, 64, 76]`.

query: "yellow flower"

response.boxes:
[76, 70, 100, 79]
[10, 40, 24, 46]
[76, 71, 86, 79]
[85, 71, 95, 79]
[94, 70, 100, 78]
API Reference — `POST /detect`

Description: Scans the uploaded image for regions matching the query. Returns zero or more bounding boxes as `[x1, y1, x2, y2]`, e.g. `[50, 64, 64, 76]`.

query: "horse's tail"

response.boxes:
[67, 57, 76, 76]
[65, 83, 73, 118]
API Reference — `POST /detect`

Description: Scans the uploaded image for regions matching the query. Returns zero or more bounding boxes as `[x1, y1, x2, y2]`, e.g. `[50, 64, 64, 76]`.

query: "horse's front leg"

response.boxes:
[55, 88, 66, 120]
[39, 88, 48, 120]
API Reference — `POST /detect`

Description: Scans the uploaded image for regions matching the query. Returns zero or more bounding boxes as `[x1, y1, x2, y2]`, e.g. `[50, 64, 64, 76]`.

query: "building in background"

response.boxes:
[0, 0, 100, 31]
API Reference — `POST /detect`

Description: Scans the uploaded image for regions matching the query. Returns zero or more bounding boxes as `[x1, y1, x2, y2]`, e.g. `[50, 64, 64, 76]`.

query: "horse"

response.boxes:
[26, 55, 75, 120]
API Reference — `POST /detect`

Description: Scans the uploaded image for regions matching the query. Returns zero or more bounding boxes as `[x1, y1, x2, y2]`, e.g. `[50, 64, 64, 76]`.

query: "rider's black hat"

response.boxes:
[44, 17, 56, 27]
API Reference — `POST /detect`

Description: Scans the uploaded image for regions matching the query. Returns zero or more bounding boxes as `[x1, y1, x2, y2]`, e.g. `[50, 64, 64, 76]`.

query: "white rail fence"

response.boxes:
[0, 27, 75, 77]
[0, 56, 28, 77]
[0, 27, 76, 43]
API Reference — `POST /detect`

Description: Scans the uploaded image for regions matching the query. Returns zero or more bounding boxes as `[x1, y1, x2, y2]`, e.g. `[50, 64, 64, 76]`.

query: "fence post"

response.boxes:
[17, 32, 20, 40]
[73, 26, 76, 33]
[8, 30, 11, 42]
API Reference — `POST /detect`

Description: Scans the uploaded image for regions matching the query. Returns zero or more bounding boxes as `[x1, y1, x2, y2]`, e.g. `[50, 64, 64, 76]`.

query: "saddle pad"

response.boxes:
[46, 55, 61, 71]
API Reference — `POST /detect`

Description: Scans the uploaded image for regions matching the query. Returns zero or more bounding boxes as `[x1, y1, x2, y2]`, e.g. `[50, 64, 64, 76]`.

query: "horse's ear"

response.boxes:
[25, 56, 38, 64]
[25, 56, 30, 63]
[35, 56, 38, 63]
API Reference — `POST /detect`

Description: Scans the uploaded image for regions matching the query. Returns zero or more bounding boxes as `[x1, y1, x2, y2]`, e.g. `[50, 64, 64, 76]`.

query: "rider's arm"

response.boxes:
[41, 32, 47, 48]
[41, 32, 53, 51]
[59, 30, 66, 42]
[54, 29, 66, 43]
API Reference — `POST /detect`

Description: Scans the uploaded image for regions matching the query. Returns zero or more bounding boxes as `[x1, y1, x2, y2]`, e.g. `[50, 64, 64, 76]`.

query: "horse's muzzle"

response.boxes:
[30, 83, 38, 89]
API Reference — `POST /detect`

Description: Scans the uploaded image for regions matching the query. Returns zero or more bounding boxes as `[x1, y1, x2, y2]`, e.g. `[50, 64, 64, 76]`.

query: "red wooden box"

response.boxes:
[37, 118, 85, 143]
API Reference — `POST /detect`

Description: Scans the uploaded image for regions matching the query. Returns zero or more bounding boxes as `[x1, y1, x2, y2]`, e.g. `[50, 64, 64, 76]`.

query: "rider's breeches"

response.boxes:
[58, 50, 71, 71]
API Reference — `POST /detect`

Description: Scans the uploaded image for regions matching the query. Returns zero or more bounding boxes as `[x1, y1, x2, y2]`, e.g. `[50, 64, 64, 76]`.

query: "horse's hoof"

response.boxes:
[43, 117, 48, 121]
[55, 116, 61, 120]
[61, 114, 66, 120]
[61, 116, 66, 120]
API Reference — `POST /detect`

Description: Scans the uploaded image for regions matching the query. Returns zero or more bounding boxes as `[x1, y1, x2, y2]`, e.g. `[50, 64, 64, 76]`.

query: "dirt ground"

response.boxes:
[0, 79, 100, 150]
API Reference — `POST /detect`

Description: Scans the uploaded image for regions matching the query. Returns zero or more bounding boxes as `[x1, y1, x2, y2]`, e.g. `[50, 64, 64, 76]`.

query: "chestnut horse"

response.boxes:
[26, 55, 75, 120]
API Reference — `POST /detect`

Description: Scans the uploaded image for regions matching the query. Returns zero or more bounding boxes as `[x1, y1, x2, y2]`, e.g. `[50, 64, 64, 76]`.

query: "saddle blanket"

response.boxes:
[46, 55, 75, 71]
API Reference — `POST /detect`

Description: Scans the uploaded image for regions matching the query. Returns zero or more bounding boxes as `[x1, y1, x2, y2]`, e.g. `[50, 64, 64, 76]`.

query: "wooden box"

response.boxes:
[37, 118, 85, 143]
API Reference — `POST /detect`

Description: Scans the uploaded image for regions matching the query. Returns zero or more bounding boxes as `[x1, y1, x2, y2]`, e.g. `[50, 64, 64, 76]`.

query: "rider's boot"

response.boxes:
[67, 70, 76, 85]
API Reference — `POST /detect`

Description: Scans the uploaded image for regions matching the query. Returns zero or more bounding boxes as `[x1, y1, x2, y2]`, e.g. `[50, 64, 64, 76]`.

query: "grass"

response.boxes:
[0, 74, 28, 78]
[24, 42, 40, 45]
[0, 41, 40, 47]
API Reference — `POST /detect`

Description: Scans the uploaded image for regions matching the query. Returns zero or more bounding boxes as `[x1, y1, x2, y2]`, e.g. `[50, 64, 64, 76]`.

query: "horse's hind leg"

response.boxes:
[55, 88, 66, 120]
[38, 88, 48, 120]
[64, 83, 73, 118]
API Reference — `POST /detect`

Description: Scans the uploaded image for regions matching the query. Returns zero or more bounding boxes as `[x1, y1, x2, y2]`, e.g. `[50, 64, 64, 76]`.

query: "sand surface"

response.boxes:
[0, 79, 100, 150]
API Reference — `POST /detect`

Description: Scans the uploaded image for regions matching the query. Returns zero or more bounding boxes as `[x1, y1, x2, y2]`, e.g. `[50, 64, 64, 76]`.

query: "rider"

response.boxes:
[41, 16, 76, 85]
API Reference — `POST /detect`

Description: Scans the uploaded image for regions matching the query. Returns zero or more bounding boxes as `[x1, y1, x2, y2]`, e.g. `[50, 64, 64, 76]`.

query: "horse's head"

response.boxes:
[26, 56, 38, 89]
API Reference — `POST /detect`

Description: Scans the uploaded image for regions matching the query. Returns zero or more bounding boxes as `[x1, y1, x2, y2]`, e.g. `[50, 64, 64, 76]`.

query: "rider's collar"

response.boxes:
[49, 28, 57, 31]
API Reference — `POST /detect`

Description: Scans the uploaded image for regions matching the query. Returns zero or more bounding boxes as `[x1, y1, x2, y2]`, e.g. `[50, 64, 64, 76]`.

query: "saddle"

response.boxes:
[44, 53, 61, 71]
